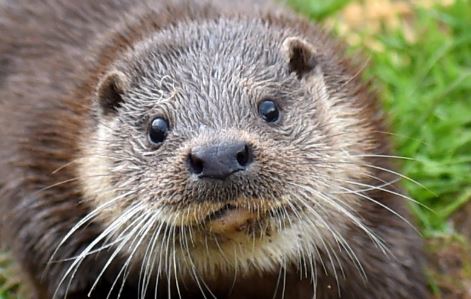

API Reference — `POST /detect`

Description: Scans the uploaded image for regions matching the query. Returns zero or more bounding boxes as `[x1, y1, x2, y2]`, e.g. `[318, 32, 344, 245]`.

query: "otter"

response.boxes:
[0, 0, 428, 298]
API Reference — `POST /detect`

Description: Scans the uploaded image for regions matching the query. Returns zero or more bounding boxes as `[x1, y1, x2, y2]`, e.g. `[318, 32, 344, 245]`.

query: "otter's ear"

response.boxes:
[96, 70, 129, 116]
[281, 37, 318, 79]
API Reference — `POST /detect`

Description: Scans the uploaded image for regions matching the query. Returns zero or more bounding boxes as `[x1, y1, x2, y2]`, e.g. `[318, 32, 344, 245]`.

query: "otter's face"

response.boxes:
[78, 20, 377, 278]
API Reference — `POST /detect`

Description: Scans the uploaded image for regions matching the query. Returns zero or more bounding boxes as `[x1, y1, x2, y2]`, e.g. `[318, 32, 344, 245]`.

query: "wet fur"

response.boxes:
[0, 0, 427, 298]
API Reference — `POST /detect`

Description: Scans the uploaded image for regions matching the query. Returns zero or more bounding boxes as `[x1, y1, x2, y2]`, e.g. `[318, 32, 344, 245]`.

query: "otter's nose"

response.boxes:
[188, 142, 252, 180]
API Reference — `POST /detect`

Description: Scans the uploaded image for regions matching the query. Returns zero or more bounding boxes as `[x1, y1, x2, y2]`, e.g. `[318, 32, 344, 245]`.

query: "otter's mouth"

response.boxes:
[204, 204, 259, 234]
[204, 204, 246, 221]
[158, 197, 294, 238]
[199, 203, 293, 237]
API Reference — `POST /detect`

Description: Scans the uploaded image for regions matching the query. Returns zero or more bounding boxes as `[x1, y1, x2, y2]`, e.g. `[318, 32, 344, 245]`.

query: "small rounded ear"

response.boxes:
[96, 70, 129, 116]
[281, 37, 318, 79]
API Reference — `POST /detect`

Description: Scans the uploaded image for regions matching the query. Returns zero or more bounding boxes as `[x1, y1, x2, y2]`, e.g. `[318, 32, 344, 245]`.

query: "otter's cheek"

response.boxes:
[208, 208, 257, 234]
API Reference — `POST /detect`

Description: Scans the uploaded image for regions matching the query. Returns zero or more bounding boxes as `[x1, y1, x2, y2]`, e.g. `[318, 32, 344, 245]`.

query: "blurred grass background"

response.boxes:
[1, 0, 470, 298]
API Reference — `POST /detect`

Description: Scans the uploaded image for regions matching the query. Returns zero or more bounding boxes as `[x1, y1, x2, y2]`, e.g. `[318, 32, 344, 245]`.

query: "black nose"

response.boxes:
[188, 141, 252, 180]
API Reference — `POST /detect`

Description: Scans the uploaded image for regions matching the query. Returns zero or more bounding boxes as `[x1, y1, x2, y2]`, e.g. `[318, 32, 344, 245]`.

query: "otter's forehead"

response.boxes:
[133, 19, 289, 73]
[119, 19, 304, 128]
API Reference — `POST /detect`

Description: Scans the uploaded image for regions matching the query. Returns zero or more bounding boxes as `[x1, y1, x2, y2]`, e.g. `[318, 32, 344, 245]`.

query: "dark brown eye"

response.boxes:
[148, 117, 169, 145]
[258, 99, 279, 123]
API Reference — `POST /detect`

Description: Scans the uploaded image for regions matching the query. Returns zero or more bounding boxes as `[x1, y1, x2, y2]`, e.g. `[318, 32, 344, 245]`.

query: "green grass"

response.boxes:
[291, 0, 471, 236]
[0, 253, 19, 299]
[369, 0, 471, 235]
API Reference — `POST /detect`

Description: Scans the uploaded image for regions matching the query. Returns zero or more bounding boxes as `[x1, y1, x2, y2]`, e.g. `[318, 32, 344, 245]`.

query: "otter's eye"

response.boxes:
[258, 99, 280, 123]
[148, 117, 169, 145]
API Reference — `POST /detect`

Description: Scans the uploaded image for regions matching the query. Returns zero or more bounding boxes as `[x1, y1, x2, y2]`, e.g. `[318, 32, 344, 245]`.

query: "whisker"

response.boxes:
[182, 229, 216, 299]
[336, 177, 434, 213]
[287, 182, 389, 255]
[350, 154, 416, 161]
[272, 260, 283, 299]
[139, 218, 166, 299]
[172, 220, 183, 299]
[336, 182, 418, 234]
[281, 260, 287, 299]
[332, 177, 400, 194]
[52, 202, 143, 299]
[88, 209, 152, 297]
[47, 190, 134, 266]
[316, 158, 435, 196]
[154, 216, 175, 299]
[102, 212, 156, 299]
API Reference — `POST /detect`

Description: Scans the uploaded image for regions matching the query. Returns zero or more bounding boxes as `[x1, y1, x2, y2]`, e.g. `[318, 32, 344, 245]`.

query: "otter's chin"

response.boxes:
[206, 206, 258, 235]
[159, 195, 289, 226]
[161, 204, 279, 236]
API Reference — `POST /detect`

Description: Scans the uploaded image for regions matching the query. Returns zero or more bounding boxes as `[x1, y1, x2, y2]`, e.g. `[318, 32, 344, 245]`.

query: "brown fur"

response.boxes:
[0, 1, 427, 298]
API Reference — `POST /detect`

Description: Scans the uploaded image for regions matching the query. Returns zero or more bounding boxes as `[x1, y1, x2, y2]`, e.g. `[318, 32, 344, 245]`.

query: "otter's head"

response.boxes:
[78, 19, 379, 280]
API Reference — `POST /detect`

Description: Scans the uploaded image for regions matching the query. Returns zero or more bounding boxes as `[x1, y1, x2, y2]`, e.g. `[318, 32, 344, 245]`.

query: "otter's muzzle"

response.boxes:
[188, 141, 252, 180]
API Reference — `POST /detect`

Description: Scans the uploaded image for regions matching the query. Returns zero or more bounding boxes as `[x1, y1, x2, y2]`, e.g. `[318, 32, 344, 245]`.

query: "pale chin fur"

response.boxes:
[102, 205, 340, 282]
[144, 212, 327, 279]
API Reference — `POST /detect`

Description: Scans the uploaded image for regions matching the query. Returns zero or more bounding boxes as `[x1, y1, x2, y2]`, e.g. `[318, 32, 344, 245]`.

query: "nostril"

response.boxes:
[236, 144, 251, 167]
[189, 142, 252, 179]
[188, 153, 204, 175]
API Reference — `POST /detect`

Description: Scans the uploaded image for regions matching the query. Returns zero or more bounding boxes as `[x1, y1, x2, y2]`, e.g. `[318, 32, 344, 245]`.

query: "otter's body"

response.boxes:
[0, 1, 427, 298]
